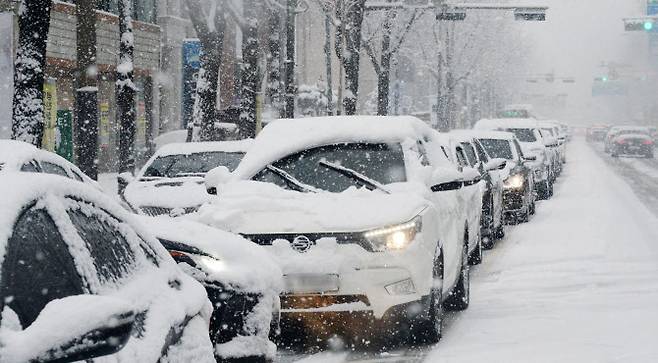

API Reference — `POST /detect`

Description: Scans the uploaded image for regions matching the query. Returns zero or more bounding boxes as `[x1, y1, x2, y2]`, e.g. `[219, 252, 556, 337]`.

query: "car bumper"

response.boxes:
[503, 189, 528, 211]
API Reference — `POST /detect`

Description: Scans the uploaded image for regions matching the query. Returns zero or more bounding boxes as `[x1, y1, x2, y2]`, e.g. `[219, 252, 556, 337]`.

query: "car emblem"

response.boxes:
[291, 235, 313, 253]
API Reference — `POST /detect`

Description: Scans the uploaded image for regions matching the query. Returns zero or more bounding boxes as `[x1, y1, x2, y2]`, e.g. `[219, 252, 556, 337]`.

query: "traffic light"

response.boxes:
[624, 17, 657, 31]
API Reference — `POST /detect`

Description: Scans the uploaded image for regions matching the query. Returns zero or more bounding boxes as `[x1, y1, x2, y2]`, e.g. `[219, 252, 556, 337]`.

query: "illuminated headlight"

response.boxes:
[504, 174, 525, 189]
[385, 279, 416, 295]
[364, 216, 422, 252]
[169, 250, 225, 274]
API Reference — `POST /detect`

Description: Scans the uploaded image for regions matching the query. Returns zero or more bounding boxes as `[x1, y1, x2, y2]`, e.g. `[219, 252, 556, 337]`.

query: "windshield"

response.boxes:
[506, 128, 537, 142]
[143, 151, 244, 178]
[253, 143, 406, 192]
[480, 139, 514, 160]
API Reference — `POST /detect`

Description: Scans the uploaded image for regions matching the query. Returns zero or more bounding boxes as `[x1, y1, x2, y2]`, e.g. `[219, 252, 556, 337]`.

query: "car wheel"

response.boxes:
[469, 233, 483, 265]
[548, 180, 554, 197]
[646, 152, 654, 159]
[444, 239, 470, 311]
[538, 180, 551, 200]
[529, 200, 536, 215]
[414, 247, 444, 344]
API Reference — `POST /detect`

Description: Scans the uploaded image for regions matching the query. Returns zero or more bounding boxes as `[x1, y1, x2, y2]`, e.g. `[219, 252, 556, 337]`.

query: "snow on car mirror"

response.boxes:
[205, 166, 232, 195]
[486, 158, 507, 171]
[461, 167, 482, 185]
[430, 167, 463, 192]
[117, 172, 134, 195]
[0, 295, 135, 363]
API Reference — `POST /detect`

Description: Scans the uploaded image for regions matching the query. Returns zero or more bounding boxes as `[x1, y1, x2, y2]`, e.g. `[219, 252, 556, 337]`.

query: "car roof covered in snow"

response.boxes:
[233, 116, 436, 178]
[474, 118, 540, 131]
[454, 129, 517, 141]
[155, 139, 254, 158]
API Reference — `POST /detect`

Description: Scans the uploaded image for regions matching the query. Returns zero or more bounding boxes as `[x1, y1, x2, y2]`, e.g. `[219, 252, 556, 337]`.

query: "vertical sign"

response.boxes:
[99, 102, 110, 148]
[0, 13, 13, 139]
[42, 80, 58, 151]
[181, 39, 201, 129]
[56, 110, 73, 161]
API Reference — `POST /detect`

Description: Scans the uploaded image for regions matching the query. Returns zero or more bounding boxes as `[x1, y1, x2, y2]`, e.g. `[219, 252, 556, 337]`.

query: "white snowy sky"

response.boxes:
[518, 0, 652, 124]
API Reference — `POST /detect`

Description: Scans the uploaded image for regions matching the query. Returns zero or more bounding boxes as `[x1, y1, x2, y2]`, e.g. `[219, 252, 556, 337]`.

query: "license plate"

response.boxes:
[629, 146, 641, 151]
[283, 274, 339, 294]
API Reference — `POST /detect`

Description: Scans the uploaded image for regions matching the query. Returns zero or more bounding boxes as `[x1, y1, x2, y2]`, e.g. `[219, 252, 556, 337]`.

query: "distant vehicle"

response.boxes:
[537, 122, 565, 174]
[586, 126, 608, 142]
[0, 140, 100, 189]
[0, 173, 215, 362]
[201, 116, 482, 344]
[120, 140, 252, 216]
[604, 126, 651, 154]
[139, 216, 282, 362]
[475, 131, 536, 223]
[474, 118, 554, 200]
[609, 129, 654, 159]
[449, 130, 507, 250]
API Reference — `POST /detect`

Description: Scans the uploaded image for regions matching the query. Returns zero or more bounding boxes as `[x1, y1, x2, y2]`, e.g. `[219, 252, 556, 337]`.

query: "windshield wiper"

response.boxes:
[266, 165, 319, 193]
[173, 172, 206, 178]
[318, 160, 390, 194]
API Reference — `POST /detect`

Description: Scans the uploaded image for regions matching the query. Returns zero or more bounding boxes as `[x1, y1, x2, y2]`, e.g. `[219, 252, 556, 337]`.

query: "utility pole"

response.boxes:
[324, 14, 334, 115]
[284, 0, 297, 118]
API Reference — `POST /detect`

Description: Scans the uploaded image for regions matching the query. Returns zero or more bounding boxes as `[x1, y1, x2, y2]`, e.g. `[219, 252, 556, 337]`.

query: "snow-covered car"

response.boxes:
[0, 139, 100, 189]
[609, 130, 655, 158]
[449, 130, 508, 247]
[537, 123, 563, 176]
[0, 173, 215, 363]
[120, 140, 252, 216]
[475, 131, 537, 223]
[137, 215, 282, 361]
[197, 116, 481, 344]
[474, 118, 554, 200]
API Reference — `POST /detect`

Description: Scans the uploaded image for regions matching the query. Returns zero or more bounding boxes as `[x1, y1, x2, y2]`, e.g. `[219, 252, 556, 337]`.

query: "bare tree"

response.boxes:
[362, 9, 422, 115]
[11, 0, 53, 146]
[76, 0, 100, 179]
[117, 0, 136, 173]
[185, 0, 229, 141]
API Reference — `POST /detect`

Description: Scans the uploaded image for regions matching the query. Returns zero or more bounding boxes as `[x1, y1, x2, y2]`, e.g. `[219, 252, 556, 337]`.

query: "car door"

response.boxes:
[456, 144, 482, 251]
[474, 139, 503, 224]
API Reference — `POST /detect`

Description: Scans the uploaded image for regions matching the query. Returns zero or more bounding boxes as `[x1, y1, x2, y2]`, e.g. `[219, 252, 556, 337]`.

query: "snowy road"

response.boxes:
[279, 138, 658, 363]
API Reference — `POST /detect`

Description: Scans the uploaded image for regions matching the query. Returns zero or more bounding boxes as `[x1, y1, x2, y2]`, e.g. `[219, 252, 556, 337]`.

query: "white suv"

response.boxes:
[197, 116, 481, 343]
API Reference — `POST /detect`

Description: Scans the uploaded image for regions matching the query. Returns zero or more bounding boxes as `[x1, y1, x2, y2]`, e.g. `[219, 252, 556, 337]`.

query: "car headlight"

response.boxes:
[364, 216, 422, 252]
[504, 174, 525, 189]
[169, 250, 225, 274]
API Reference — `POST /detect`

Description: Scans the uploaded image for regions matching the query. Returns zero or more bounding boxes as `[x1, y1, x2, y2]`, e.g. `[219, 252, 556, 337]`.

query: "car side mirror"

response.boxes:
[0, 295, 135, 363]
[485, 158, 507, 171]
[430, 167, 463, 192]
[205, 166, 232, 195]
[523, 155, 537, 162]
[117, 172, 134, 195]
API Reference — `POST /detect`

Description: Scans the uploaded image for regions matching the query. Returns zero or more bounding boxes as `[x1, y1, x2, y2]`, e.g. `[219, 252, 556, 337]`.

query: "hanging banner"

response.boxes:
[99, 102, 110, 148]
[56, 110, 73, 161]
[42, 80, 58, 151]
[182, 39, 201, 129]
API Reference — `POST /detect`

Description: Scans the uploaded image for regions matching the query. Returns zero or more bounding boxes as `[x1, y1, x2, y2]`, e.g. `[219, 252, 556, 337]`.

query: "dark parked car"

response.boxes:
[610, 131, 655, 158]
[0, 173, 216, 363]
[138, 216, 282, 362]
[476, 131, 536, 223]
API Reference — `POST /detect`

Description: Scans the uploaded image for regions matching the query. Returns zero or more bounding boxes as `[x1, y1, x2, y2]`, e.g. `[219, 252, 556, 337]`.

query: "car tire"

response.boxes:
[469, 233, 483, 265]
[494, 224, 505, 239]
[646, 152, 654, 159]
[529, 200, 536, 215]
[414, 247, 444, 344]
[444, 239, 470, 311]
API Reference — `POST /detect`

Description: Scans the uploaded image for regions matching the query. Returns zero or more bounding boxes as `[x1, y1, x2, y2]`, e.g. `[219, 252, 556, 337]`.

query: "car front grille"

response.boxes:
[140, 206, 199, 216]
[241, 232, 375, 252]
[281, 294, 370, 310]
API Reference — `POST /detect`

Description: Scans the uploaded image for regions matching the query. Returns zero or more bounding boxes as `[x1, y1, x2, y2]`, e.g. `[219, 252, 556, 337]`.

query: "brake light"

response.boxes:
[642, 140, 654, 145]
[616, 139, 626, 145]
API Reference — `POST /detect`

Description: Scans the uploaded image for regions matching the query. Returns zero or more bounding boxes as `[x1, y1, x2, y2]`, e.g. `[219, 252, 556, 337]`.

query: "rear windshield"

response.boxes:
[143, 151, 244, 178]
[480, 139, 514, 160]
[506, 128, 537, 142]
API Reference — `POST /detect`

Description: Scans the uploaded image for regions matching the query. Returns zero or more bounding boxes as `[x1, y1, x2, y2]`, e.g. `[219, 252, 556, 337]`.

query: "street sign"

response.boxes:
[514, 8, 546, 21]
[437, 10, 466, 21]
[181, 39, 202, 129]
[649, 0, 658, 15]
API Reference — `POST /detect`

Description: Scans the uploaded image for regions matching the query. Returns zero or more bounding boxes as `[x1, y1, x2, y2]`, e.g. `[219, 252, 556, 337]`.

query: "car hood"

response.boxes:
[194, 181, 431, 235]
[124, 177, 210, 211]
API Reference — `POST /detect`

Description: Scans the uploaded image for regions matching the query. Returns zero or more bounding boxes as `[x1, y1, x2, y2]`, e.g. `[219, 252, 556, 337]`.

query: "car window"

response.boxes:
[66, 205, 137, 284]
[252, 143, 407, 193]
[20, 160, 40, 173]
[461, 142, 478, 166]
[473, 140, 490, 163]
[0, 206, 84, 328]
[480, 139, 514, 160]
[143, 151, 245, 178]
[40, 161, 69, 177]
[455, 147, 469, 167]
[505, 128, 537, 142]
